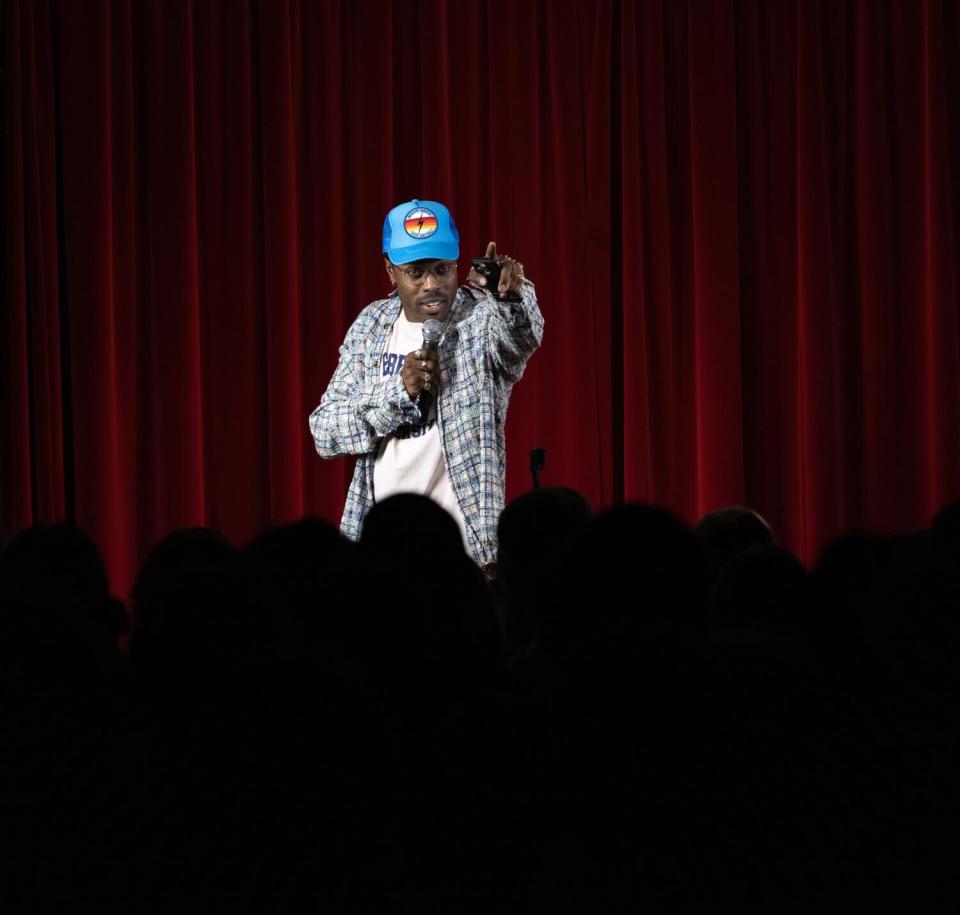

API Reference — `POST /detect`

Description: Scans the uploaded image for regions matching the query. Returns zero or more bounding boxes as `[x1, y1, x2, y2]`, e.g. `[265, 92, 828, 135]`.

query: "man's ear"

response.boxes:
[384, 257, 396, 286]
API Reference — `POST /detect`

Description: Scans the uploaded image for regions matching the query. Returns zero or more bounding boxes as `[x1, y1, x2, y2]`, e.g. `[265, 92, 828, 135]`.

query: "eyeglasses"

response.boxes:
[394, 262, 458, 283]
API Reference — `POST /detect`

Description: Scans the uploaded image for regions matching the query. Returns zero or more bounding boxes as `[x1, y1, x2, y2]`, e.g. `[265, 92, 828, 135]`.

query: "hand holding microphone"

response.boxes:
[401, 319, 443, 415]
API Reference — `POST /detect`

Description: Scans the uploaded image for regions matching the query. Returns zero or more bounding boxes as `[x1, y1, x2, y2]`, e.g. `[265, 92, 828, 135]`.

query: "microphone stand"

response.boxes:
[530, 448, 545, 490]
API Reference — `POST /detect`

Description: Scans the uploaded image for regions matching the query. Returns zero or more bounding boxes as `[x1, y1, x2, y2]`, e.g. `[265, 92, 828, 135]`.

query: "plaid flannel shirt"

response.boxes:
[309, 281, 543, 566]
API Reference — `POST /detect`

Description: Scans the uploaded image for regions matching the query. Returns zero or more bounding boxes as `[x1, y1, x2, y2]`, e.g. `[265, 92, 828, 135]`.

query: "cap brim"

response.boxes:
[387, 240, 459, 265]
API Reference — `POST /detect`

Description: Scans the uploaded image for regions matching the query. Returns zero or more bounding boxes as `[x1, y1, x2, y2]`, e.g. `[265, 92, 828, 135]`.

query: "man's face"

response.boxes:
[385, 258, 458, 323]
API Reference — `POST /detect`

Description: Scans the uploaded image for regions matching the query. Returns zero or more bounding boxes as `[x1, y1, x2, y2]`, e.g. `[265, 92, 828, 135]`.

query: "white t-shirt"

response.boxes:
[373, 309, 468, 544]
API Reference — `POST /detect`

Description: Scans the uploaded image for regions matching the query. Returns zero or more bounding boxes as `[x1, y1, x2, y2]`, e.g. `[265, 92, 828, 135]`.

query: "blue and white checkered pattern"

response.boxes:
[309, 282, 544, 566]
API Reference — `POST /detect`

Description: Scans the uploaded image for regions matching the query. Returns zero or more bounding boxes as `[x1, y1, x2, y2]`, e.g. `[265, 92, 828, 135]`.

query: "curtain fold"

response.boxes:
[3, 0, 66, 526]
[4, 0, 960, 594]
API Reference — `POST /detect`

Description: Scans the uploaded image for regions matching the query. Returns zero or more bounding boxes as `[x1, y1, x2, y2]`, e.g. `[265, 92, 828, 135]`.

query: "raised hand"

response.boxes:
[468, 241, 527, 298]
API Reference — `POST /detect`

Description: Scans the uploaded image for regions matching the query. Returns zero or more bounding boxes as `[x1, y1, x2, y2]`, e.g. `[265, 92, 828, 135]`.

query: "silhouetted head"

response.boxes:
[928, 501, 960, 646]
[558, 503, 709, 650]
[497, 487, 593, 568]
[128, 527, 239, 679]
[710, 545, 809, 639]
[811, 531, 900, 667]
[361, 493, 465, 565]
[696, 506, 775, 581]
[242, 518, 358, 666]
[0, 523, 126, 670]
[932, 499, 960, 546]
[496, 487, 592, 656]
[931, 500, 960, 581]
[361, 494, 501, 690]
[812, 532, 886, 610]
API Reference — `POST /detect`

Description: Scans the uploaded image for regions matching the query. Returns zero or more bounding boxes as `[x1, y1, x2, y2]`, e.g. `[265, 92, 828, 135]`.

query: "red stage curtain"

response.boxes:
[4, 0, 960, 594]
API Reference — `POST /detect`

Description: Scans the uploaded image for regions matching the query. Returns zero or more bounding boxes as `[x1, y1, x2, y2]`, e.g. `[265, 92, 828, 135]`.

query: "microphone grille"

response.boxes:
[422, 319, 443, 346]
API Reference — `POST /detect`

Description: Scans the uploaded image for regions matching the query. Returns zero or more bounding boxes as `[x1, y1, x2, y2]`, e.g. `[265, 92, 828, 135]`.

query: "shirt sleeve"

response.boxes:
[479, 279, 545, 382]
[308, 310, 422, 457]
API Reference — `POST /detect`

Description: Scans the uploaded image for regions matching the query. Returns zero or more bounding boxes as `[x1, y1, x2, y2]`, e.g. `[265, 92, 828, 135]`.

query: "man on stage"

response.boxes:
[308, 198, 543, 573]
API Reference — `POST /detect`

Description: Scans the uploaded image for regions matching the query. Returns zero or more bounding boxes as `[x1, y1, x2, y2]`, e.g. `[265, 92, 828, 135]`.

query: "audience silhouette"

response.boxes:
[2, 499, 959, 911]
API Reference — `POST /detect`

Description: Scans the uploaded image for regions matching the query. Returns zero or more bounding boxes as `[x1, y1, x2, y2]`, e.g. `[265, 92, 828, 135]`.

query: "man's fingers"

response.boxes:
[405, 353, 439, 371]
[466, 264, 483, 286]
[402, 352, 440, 398]
[485, 241, 497, 259]
[498, 260, 523, 295]
[402, 352, 440, 391]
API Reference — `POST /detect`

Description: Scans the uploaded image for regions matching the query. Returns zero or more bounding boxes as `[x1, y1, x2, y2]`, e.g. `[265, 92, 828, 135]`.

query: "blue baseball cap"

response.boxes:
[382, 199, 459, 264]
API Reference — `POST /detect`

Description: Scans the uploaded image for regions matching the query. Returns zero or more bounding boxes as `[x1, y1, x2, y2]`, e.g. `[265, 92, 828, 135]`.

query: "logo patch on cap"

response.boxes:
[403, 207, 438, 239]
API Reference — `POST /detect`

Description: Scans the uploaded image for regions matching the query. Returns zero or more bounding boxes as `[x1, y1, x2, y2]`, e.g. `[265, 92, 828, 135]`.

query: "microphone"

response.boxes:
[416, 319, 443, 417]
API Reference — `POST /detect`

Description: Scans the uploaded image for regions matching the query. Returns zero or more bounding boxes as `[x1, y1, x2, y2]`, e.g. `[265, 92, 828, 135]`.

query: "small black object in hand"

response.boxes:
[470, 257, 502, 293]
